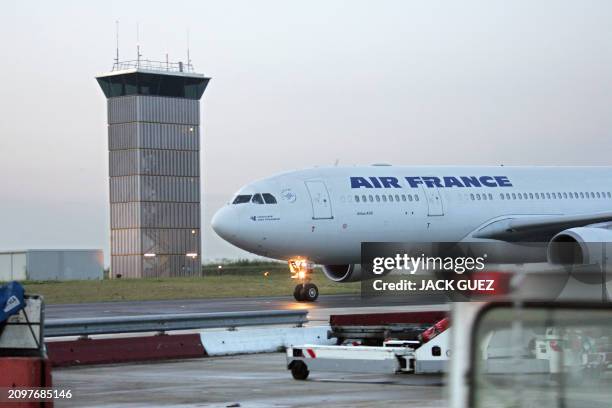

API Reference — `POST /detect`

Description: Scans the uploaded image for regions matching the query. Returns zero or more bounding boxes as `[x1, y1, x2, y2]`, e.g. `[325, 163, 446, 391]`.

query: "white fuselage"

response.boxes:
[212, 166, 612, 265]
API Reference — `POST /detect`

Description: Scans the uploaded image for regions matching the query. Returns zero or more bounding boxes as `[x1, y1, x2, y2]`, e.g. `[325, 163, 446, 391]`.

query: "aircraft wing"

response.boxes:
[471, 211, 612, 242]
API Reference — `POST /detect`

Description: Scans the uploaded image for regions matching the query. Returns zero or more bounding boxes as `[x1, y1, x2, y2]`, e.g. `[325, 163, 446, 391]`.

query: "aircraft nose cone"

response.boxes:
[211, 206, 241, 242]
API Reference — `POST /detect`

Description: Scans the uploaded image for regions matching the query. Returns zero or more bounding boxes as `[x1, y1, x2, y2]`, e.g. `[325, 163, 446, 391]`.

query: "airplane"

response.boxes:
[211, 165, 612, 301]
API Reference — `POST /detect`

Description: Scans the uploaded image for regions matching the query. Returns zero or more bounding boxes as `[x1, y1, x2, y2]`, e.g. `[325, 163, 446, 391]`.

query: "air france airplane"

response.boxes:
[212, 165, 612, 301]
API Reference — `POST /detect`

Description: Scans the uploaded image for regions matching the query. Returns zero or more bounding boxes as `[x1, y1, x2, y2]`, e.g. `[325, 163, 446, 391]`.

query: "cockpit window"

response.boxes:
[262, 193, 277, 204]
[232, 195, 252, 204]
[251, 193, 264, 204]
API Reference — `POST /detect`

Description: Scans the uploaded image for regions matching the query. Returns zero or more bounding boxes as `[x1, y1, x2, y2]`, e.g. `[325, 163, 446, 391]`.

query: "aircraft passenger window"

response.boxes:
[382, 195, 387, 202]
[608, 192, 611, 198]
[591, 192, 596, 198]
[262, 193, 277, 204]
[355, 195, 360, 202]
[477, 194, 482, 200]
[506, 193, 511, 200]
[415, 195, 419, 201]
[251, 194, 264, 204]
[545, 193, 550, 199]
[518, 193, 522, 199]
[563, 192, 568, 199]
[535, 193, 539, 199]
[470, 194, 475, 201]
[401, 195, 406, 202]
[362, 195, 367, 202]
[395, 194, 400, 202]
[232, 194, 252, 204]
[482, 194, 487, 201]
[500, 193, 504, 200]
[597, 192, 601, 198]
[568, 192, 573, 199]
[512, 193, 516, 200]
[369, 195, 374, 202]
[528, 193, 533, 199]
[557, 192, 562, 198]
[552, 193, 556, 199]
[488, 193, 493, 200]
[389, 195, 394, 202]
[375, 195, 380, 202]
[408, 195, 413, 202]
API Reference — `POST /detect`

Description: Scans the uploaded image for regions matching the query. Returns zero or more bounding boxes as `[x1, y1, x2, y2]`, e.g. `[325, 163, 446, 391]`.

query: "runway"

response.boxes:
[46, 293, 448, 321]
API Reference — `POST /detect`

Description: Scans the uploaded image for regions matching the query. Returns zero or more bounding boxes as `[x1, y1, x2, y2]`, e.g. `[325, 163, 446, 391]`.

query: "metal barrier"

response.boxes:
[45, 310, 308, 337]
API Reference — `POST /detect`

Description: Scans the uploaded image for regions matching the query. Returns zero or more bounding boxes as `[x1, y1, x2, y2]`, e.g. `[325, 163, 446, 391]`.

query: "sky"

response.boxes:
[1, 0, 612, 265]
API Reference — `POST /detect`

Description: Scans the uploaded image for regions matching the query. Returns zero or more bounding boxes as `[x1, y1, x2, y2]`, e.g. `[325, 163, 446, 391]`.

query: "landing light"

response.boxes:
[143, 253, 156, 258]
[289, 258, 312, 279]
[186, 253, 198, 258]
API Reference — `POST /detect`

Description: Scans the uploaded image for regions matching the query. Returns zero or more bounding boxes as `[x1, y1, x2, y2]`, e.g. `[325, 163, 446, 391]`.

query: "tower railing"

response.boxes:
[112, 59, 195, 73]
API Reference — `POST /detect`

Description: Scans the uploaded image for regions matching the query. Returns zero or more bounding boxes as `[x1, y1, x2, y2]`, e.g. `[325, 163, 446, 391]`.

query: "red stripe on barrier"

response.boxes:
[330, 311, 447, 326]
[46, 334, 206, 367]
[307, 349, 316, 358]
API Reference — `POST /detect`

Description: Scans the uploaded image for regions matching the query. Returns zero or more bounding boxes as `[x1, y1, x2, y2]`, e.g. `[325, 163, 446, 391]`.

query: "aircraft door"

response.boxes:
[305, 180, 333, 219]
[420, 184, 444, 216]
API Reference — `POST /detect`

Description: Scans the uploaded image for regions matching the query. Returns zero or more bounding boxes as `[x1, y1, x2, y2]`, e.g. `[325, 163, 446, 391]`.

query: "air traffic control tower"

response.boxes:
[96, 59, 210, 278]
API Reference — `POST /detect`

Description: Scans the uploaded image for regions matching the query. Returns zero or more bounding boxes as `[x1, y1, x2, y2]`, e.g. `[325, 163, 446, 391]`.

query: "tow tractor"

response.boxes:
[289, 259, 319, 302]
[287, 311, 451, 379]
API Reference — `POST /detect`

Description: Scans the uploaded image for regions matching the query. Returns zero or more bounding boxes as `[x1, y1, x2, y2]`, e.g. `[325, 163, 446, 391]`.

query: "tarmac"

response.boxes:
[48, 294, 450, 407]
[53, 352, 447, 408]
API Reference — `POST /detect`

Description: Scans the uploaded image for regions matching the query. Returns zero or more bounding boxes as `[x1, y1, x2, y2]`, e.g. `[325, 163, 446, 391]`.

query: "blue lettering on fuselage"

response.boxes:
[350, 176, 513, 188]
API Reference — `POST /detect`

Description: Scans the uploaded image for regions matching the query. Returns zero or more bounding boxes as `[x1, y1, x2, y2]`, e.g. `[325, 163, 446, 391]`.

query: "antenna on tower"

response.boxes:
[114, 20, 120, 69]
[186, 28, 191, 71]
[136, 23, 142, 68]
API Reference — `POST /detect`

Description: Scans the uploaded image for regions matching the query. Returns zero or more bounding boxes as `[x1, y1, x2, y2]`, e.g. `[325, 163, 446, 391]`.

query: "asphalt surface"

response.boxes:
[54, 353, 446, 408]
[48, 295, 449, 407]
[46, 294, 448, 320]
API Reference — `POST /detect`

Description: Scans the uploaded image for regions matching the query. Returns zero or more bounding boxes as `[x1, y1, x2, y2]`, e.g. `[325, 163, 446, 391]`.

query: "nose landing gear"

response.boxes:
[289, 259, 319, 302]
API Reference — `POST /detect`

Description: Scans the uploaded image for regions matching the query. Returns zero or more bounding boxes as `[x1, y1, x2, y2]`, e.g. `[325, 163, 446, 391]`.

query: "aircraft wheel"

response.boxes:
[293, 284, 305, 301]
[302, 283, 319, 302]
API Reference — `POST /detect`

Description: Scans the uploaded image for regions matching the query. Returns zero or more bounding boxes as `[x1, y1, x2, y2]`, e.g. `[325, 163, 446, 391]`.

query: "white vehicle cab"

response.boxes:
[450, 268, 612, 408]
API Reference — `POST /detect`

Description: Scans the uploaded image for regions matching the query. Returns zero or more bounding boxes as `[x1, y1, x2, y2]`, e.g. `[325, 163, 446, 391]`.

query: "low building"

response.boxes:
[0, 250, 104, 281]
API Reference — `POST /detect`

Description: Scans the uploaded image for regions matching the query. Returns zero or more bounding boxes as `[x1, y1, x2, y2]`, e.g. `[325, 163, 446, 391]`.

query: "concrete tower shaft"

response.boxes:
[96, 63, 210, 278]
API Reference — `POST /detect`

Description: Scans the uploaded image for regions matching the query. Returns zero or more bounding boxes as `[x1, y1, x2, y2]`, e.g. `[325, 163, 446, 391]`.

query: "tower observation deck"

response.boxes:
[96, 59, 210, 278]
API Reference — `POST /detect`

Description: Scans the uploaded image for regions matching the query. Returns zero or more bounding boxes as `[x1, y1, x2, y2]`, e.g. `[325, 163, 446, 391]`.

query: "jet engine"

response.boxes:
[321, 264, 363, 282]
[547, 226, 612, 265]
